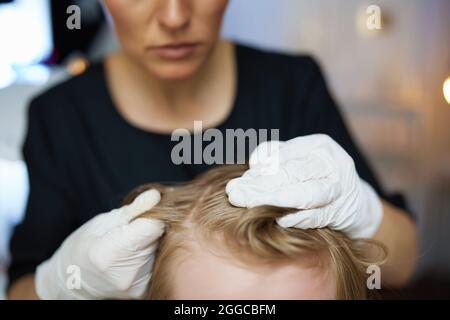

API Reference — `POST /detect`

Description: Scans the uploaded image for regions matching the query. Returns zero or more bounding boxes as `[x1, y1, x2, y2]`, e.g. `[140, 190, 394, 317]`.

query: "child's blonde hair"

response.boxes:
[124, 165, 386, 300]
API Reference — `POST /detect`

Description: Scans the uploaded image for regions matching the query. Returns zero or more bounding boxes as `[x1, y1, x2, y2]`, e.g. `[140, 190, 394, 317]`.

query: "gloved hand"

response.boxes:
[226, 134, 383, 239]
[35, 189, 164, 300]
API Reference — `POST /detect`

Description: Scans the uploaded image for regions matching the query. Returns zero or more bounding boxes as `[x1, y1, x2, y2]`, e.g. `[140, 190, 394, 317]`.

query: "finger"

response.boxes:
[225, 168, 291, 205]
[227, 177, 339, 209]
[284, 134, 335, 151]
[122, 189, 161, 222]
[117, 218, 165, 251]
[276, 208, 328, 229]
[88, 219, 163, 298]
[227, 153, 335, 197]
[88, 218, 165, 273]
[251, 147, 337, 182]
[275, 134, 339, 165]
[226, 167, 289, 195]
[249, 140, 285, 168]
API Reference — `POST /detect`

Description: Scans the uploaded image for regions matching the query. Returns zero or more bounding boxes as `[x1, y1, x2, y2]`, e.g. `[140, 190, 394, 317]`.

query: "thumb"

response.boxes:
[88, 218, 164, 272]
[122, 189, 161, 222]
[111, 218, 165, 252]
[124, 218, 165, 251]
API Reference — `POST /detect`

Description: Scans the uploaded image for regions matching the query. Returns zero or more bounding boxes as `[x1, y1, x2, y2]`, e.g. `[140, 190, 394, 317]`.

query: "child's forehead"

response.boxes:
[168, 234, 335, 300]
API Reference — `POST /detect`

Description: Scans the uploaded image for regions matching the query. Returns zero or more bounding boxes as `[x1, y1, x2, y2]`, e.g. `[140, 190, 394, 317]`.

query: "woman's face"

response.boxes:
[103, 0, 229, 81]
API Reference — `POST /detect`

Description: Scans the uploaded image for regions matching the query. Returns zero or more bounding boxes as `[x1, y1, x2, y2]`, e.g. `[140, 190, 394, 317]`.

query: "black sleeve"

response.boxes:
[7, 97, 78, 289]
[292, 57, 410, 214]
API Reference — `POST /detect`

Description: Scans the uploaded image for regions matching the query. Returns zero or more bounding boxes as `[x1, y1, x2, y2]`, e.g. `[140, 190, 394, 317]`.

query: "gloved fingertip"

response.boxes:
[276, 215, 296, 228]
[276, 212, 312, 229]
[125, 189, 161, 220]
[225, 179, 237, 195]
[227, 188, 247, 208]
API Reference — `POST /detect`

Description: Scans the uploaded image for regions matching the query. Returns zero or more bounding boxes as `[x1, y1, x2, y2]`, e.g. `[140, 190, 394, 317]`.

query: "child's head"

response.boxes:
[124, 165, 385, 300]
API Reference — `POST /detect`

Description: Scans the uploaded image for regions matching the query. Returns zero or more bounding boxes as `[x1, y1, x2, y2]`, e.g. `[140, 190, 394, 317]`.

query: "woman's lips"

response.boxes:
[149, 43, 199, 59]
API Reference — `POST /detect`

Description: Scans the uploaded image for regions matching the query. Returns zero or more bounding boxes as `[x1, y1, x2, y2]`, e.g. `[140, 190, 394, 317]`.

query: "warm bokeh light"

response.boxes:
[67, 57, 89, 76]
[444, 76, 450, 105]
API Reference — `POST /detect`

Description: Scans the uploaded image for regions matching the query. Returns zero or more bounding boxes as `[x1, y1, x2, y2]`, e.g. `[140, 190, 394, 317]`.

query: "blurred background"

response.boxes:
[0, 0, 449, 299]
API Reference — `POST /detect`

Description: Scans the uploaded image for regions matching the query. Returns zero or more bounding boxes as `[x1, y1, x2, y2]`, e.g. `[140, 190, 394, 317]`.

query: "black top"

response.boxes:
[8, 44, 409, 288]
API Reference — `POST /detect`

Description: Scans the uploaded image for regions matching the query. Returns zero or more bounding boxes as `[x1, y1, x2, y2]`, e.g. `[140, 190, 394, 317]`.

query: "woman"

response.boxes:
[8, 0, 417, 299]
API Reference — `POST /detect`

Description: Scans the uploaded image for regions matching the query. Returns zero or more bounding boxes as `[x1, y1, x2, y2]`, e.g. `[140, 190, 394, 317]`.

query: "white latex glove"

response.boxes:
[35, 189, 164, 300]
[226, 134, 383, 239]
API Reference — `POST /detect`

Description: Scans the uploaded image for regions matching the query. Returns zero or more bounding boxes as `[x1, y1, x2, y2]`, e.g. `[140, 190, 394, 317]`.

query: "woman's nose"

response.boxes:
[157, 0, 191, 31]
